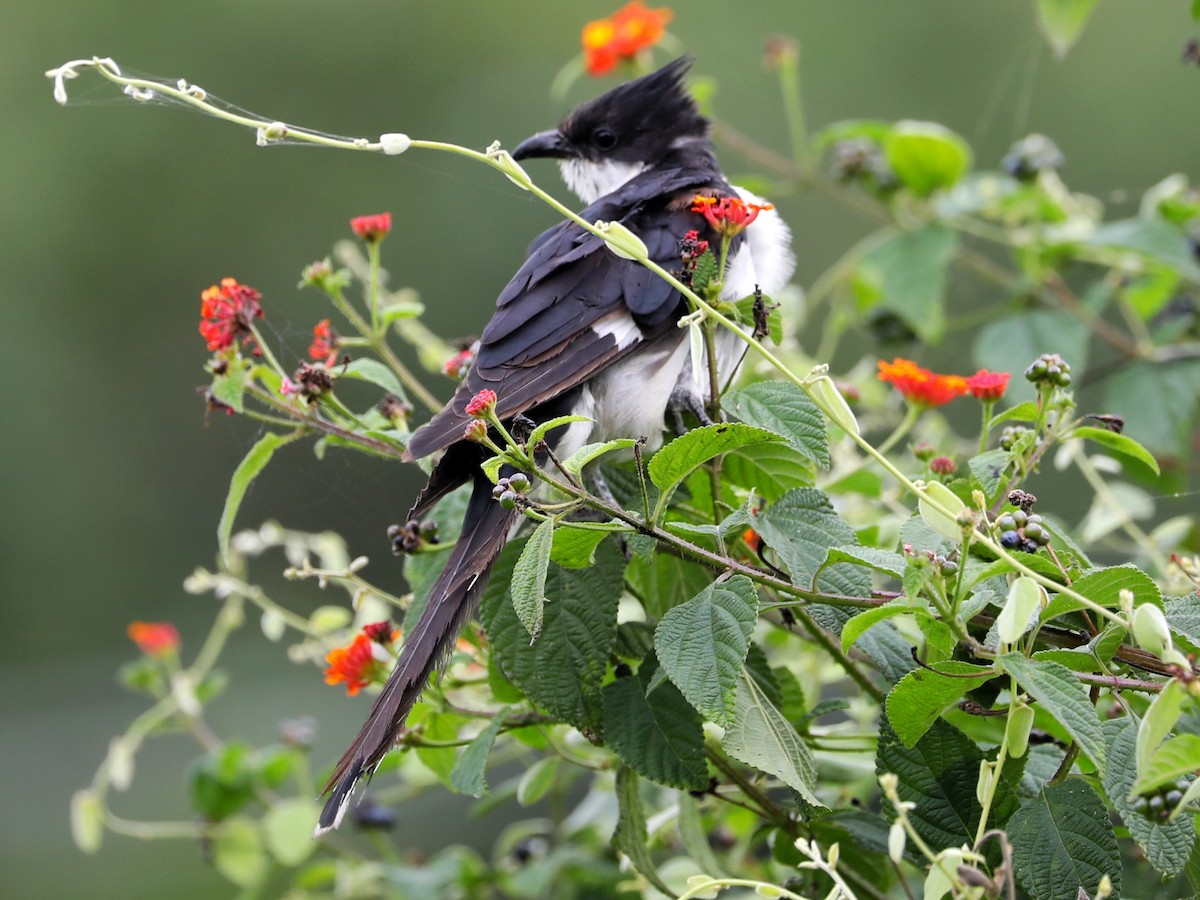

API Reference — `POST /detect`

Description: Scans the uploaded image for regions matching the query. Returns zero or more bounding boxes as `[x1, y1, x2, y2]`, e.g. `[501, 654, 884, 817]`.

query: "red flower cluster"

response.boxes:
[690, 195, 774, 238]
[877, 359, 1012, 408]
[324, 624, 400, 697]
[308, 319, 340, 367]
[350, 212, 392, 243]
[199, 278, 263, 353]
[964, 369, 1011, 402]
[443, 345, 477, 380]
[465, 389, 498, 417]
[582, 2, 673, 76]
[127, 621, 180, 657]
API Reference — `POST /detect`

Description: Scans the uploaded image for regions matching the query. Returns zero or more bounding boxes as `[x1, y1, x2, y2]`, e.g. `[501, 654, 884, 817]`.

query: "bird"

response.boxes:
[316, 56, 794, 834]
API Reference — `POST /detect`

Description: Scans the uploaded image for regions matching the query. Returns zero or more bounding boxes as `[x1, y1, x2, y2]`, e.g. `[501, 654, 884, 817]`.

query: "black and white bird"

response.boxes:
[317, 57, 793, 834]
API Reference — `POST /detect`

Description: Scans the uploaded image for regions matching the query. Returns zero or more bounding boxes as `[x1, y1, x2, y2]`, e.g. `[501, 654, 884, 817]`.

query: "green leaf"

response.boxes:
[992, 400, 1042, 426]
[516, 756, 559, 806]
[1194, 0, 1200, 21]
[338, 358, 404, 398]
[1086, 217, 1200, 282]
[998, 653, 1106, 773]
[409, 707, 461, 787]
[824, 546, 907, 580]
[561, 439, 638, 477]
[527, 414, 591, 450]
[1072, 425, 1161, 475]
[648, 423, 783, 512]
[550, 521, 621, 569]
[877, 715, 1017, 849]
[997, 577, 1045, 645]
[918, 480, 967, 542]
[1102, 717, 1196, 877]
[218, 432, 298, 566]
[480, 541, 624, 732]
[1133, 734, 1200, 796]
[721, 443, 817, 500]
[70, 790, 104, 854]
[968, 448, 1015, 501]
[626, 552, 716, 619]
[262, 798, 320, 866]
[210, 361, 249, 414]
[511, 519, 553, 639]
[856, 224, 958, 343]
[602, 663, 708, 790]
[1009, 780, 1121, 900]
[678, 794, 726, 877]
[1036, 0, 1100, 58]
[974, 311, 1089, 403]
[449, 709, 509, 798]
[883, 122, 972, 196]
[721, 669, 821, 805]
[841, 602, 913, 654]
[654, 576, 758, 726]
[1105, 360, 1200, 457]
[752, 488, 871, 597]
[1041, 564, 1162, 622]
[885, 661, 996, 746]
[611, 767, 673, 896]
[723, 381, 830, 468]
[1165, 593, 1200, 651]
[212, 818, 269, 888]
[732, 292, 783, 344]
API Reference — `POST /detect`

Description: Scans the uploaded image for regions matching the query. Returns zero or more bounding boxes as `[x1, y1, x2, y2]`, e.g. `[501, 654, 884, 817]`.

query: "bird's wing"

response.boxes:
[406, 169, 732, 459]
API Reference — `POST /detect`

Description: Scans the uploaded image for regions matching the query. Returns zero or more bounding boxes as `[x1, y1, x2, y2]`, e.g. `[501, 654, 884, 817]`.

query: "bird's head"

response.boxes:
[512, 57, 708, 204]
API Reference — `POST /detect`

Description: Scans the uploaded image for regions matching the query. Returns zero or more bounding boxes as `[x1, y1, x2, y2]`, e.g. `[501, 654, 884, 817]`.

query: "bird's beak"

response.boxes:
[512, 129, 572, 161]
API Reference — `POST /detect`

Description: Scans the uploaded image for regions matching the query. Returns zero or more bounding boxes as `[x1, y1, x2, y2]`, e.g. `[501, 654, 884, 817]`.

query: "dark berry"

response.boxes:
[1000, 530, 1021, 549]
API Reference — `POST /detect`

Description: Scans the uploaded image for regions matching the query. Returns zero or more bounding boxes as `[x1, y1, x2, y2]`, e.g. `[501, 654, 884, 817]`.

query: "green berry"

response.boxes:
[498, 490, 518, 510]
[1023, 522, 1044, 542]
[995, 514, 1017, 531]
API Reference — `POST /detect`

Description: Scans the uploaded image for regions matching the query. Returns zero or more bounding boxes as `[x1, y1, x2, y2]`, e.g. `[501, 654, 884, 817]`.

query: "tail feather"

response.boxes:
[315, 471, 516, 835]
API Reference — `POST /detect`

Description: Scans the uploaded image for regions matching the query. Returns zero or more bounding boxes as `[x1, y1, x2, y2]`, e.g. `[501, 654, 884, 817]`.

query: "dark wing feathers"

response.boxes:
[405, 160, 735, 462]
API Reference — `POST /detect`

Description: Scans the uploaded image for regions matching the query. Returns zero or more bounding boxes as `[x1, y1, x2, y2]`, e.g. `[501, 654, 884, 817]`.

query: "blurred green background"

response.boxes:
[4, 1, 1196, 895]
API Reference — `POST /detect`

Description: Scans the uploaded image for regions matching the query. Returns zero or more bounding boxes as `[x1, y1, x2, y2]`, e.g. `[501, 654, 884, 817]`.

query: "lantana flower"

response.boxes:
[964, 369, 1011, 402]
[198, 278, 263, 353]
[465, 389, 498, 418]
[582, 2, 673, 76]
[350, 212, 392, 244]
[127, 621, 180, 657]
[324, 624, 400, 697]
[877, 358, 968, 408]
[308, 319, 340, 367]
[690, 195, 774, 238]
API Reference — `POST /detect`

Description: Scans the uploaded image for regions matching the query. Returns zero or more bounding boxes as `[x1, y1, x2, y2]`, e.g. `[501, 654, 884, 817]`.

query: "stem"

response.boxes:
[876, 404, 920, 456]
[978, 399, 995, 456]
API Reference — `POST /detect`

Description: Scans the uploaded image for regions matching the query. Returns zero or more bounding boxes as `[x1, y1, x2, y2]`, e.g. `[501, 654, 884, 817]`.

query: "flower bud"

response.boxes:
[379, 132, 411, 155]
[595, 220, 649, 261]
[1133, 604, 1172, 657]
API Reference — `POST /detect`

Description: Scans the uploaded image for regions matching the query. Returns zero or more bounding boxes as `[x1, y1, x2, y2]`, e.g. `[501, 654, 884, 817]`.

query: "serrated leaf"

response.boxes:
[968, 448, 1014, 501]
[856, 224, 957, 342]
[449, 709, 509, 797]
[511, 519, 553, 639]
[1072, 425, 1161, 475]
[1132, 734, 1200, 796]
[212, 818, 269, 888]
[70, 790, 104, 853]
[721, 669, 821, 805]
[649, 424, 783, 514]
[655, 576, 758, 726]
[550, 521, 621, 569]
[480, 541, 624, 732]
[721, 443, 816, 500]
[1009, 780, 1121, 900]
[841, 602, 913, 654]
[992, 400, 1041, 425]
[824, 546, 907, 580]
[724, 381, 829, 468]
[338, 358, 404, 398]
[877, 715, 1017, 850]
[210, 361, 248, 414]
[752, 489, 870, 597]
[886, 662, 995, 747]
[998, 654, 1106, 773]
[263, 798, 320, 866]
[603, 664, 708, 790]
[1102, 716, 1195, 877]
[1041, 564, 1161, 622]
[1036, 0, 1099, 58]
[218, 432, 299, 566]
[612, 766, 673, 896]
[561, 439, 638, 477]
[1165, 593, 1200, 653]
[626, 552, 716, 619]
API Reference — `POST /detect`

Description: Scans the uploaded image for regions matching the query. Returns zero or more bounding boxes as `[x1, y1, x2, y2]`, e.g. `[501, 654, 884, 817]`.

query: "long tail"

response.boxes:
[315, 466, 516, 835]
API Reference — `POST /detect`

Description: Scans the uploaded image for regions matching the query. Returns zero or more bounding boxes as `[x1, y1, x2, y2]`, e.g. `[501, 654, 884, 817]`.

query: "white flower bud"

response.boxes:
[888, 822, 906, 864]
[595, 220, 649, 261]
[810, 376, 860, 436]
[1133, 604, 1172, 657]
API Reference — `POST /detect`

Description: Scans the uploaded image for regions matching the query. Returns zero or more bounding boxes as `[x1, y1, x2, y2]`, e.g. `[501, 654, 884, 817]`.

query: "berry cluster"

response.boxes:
[994, 508, 1051, 554]
[386, 519, 439, 556]
[1024, 353, 1072, 388]
[1132, 776, 1193, 823]
[999, 425, 1032, 451]
[492, 472, 532, 510]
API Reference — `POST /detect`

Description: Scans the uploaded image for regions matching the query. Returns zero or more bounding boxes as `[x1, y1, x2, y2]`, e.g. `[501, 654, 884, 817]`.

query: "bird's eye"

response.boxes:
[591, 127, 617, 151]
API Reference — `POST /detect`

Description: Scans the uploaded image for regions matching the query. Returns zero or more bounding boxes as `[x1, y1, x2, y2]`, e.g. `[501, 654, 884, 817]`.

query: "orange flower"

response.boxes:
[199, 278, 263, 353]
[127, 621, 180, 657]
[325, 633, 390, 697]
[350, 212, 392, 243]
[964, 369, 1011, 402]
[308, 319, 340, 366]
[690, 195, 774, 238]
[877, 358, 968, 408]
[582, 2, 673, 76]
